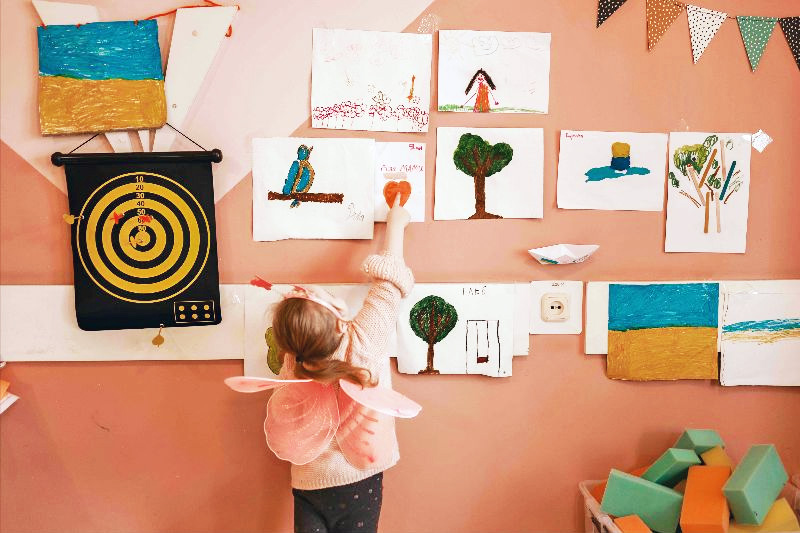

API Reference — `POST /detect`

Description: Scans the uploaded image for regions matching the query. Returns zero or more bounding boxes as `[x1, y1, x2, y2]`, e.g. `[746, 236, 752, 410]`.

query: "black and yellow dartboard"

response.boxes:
[55, 150, 222, 331]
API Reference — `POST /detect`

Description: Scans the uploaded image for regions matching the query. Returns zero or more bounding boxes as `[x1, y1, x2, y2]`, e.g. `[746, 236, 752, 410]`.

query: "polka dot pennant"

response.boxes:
[779, 17, 800, 71]
[597, 0, 628, 28]
[647, 0, 685, 51]
[737, 15, 779, 71]
[687, 5, 727, 63]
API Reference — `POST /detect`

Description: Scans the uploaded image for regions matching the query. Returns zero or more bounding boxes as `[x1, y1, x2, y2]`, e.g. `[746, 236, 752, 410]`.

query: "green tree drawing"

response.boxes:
[265, 326, 282, 375]
[452, 133, 514, 219]
[409, 295, 458, 375]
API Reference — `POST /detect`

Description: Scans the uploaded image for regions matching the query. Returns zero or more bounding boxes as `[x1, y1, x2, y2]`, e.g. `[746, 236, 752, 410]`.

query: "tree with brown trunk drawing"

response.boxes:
[409, 295, 458, 375]
[452, 133, 514, 219]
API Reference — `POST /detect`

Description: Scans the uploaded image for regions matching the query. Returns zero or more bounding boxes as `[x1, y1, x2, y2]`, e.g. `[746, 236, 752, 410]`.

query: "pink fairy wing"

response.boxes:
[338, 379, 422, 418]
[224, 376, 311, 393]
[265, 381, 339, 465]
[335, 381, 421, 469]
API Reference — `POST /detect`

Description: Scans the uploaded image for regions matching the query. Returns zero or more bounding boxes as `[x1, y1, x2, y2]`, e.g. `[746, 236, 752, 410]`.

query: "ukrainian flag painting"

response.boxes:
[37, 20, 166, 135]
[607, 283, 719, 381]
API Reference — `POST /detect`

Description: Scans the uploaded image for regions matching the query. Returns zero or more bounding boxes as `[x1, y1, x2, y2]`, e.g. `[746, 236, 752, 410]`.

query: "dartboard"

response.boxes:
[63, 156, 221, 331]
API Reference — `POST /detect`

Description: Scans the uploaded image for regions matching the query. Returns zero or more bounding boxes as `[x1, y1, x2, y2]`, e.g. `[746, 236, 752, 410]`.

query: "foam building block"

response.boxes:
[601, 470, 683, 533]
[615, 515, 653, 533]
[723, 445, 788, 525]
[643, 448, 702, 487]
[728, 498, 800, 533]
[591, 466, 650, 503]
[702, 446, 735, 469]
[680, 465, 731, 533]
[675, 429, 725, 454]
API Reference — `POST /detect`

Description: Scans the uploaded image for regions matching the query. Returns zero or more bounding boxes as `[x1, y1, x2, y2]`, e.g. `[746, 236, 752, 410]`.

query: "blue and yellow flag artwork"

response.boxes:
[37, 20, 167, 135]
[607, 283, 720, 381]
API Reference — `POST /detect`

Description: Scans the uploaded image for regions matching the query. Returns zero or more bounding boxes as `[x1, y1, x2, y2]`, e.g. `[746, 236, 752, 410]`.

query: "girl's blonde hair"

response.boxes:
[271, 298, 374, 388]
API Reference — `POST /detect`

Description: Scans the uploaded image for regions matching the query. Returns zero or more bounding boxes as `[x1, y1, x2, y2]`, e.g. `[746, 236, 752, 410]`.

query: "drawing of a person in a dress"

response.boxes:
[464, 69, 497, 113]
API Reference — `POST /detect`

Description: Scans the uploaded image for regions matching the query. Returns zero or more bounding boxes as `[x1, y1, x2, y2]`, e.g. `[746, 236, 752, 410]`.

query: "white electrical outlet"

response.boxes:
[541, 293, 569, 322]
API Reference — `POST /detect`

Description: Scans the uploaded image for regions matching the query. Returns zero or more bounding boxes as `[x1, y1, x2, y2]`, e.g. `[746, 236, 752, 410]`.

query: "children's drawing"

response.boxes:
[720, 290, 800, 386]
[438, 30, 550, 114]
[265, 327, 281, 375]
[556, 131, 668, 211]
[435, 128, 543, 221]
[374, 142, 425, 222]
[253, 138, 375, 241]
[409, 295, 458, 374]
[585, 142, 652, 181]
[607, 283, 719, 381]
[397, 284, 515, 377]
[267, 144, 343, 208]
[311, 29, 432, 133]
[666, 132, 751, 253]
[464, 69, 498, 112]
[37, 20, 166, 134]
[466, 320, 500, 364]
[453, 133, 513, 219]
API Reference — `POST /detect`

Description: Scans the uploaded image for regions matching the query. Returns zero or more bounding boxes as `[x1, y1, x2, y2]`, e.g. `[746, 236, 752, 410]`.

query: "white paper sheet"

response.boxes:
[311, 28, 432, 133]
[556, 131, 668, 211]
[434, 127, 544, 220]
[529, 281, 583, 334]
[528, 244, 599, 265]
[0, 285, 245, 361]
[374, 142, 425, 222]
[513, 283, 531, 355]
[0, 393, 19, 415]
[720, 290, 800, 386]
[151, 6, 238, 152]
[396, 284, 515, 377]
[437, 30, 550, 114]
[665, 132, 751, 253]
[252, 137, 375, 241]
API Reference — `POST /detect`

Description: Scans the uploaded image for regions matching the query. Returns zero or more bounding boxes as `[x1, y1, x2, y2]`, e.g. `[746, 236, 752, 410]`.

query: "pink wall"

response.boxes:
[2, 0, 800, 531]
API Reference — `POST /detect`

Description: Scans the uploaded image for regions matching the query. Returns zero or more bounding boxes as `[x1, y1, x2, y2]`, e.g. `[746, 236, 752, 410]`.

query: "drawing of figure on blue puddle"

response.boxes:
[584, 142, 651, 182]
[282, 144, 316, 207]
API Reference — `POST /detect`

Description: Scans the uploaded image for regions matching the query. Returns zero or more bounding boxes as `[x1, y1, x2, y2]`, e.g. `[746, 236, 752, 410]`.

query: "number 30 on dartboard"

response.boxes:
[75, 172, 212, 304]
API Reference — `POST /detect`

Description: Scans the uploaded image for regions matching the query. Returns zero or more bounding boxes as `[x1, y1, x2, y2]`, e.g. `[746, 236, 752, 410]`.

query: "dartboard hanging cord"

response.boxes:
[67, 133, 102, 154]
[165, 122, 209, 151]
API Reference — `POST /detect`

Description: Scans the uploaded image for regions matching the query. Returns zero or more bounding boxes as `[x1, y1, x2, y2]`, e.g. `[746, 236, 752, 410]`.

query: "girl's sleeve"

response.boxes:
[349, 252, 414, 357]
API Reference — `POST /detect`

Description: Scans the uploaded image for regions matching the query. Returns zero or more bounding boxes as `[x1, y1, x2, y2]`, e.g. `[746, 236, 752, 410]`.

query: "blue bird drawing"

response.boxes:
[282, 145, 315, 207]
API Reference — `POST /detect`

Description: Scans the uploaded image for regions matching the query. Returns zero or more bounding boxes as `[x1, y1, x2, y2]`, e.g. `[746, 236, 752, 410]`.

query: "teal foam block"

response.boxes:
[674, 429, 725, 454]
[601, 469, 683, 533]
[642, 448, 702, 487]
[723, 444, 788, 525]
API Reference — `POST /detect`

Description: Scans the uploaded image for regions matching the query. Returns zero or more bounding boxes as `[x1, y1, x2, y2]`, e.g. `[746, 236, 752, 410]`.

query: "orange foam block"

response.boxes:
[591, 466, 650, 503]
[728, 498, 800, 532]
[680, 465, 731, 533]
[615, 515, 653, 533]
[702, 446, 735, 469]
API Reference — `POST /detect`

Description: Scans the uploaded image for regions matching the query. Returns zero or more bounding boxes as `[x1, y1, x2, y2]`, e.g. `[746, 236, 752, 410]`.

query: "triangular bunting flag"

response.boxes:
[647, 0, 685, 51]
[737, 15, 779, 71]
[779, 17, 800, 71]
[687, 5, 727, 63]
[597, 0, 628, 28]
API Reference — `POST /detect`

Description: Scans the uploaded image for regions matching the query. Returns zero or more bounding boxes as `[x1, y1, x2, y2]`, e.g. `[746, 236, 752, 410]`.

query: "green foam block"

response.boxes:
[675, 429, 725, 454]
[642, 448, 701, 487]
[601, 469, 684, 533]
[723, 444, 788, 526]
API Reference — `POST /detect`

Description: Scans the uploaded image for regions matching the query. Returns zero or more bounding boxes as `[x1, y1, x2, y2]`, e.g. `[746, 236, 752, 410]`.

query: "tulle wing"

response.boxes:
[265, 381, 339, 465]
[338, 379, 422, 418]
[224, 376, 311, 393]
[335, 380, 422, 469]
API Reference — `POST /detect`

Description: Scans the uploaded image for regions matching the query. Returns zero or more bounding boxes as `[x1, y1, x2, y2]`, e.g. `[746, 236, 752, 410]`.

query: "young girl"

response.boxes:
[271, 196, 413, 533]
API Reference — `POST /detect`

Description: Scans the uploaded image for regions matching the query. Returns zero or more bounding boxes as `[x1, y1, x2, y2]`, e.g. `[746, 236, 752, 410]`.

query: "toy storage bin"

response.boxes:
[579, 477, 800, 533]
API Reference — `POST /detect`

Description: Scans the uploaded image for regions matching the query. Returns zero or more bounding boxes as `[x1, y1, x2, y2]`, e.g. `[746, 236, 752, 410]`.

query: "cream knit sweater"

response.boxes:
[289, 252, 414, 490]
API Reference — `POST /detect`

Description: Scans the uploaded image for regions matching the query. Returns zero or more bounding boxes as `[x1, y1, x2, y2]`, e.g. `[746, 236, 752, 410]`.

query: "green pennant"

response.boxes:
[737, 15, 779, 71]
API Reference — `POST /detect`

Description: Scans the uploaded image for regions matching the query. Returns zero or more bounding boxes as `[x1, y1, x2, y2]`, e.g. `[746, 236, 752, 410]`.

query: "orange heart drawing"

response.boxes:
[383, 180, 412, 207]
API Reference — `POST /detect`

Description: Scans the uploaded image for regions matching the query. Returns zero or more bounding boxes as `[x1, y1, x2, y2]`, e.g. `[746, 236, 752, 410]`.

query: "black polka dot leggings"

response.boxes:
[293, 472, 383, 533]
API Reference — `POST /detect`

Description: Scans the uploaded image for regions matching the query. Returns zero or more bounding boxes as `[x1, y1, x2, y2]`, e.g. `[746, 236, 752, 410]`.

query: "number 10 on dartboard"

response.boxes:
[58, 153, 223, 331]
